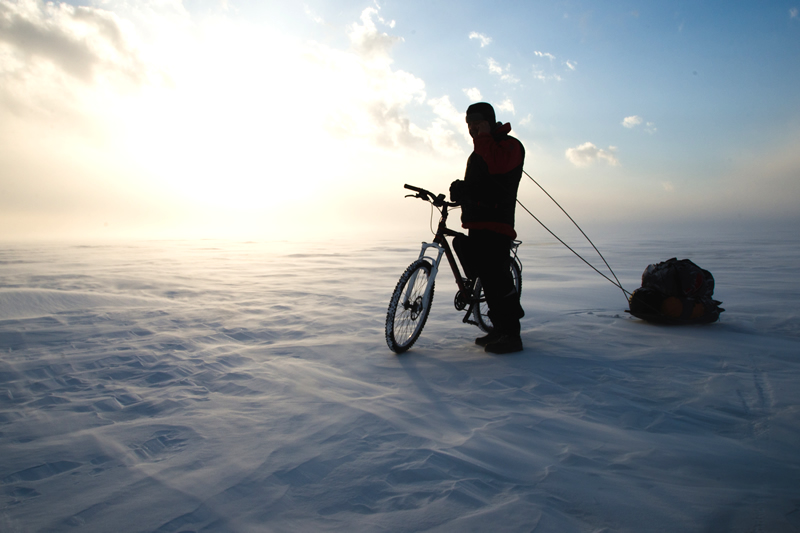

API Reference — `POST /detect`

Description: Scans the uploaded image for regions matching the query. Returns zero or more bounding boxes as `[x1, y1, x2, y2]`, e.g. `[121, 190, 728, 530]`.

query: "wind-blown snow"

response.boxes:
[1, 236, 799, 532]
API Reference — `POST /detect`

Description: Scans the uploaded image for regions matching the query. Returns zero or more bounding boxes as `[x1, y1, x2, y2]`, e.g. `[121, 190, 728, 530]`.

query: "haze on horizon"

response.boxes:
[1, 0, 799, 242]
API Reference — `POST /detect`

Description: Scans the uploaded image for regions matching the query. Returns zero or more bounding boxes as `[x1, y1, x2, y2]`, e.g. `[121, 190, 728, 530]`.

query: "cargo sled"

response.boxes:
[628, 258, 724, 324]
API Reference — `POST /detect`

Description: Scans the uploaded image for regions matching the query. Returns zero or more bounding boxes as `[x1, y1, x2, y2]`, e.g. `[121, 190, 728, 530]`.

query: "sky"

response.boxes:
[1, 0, 799, 241]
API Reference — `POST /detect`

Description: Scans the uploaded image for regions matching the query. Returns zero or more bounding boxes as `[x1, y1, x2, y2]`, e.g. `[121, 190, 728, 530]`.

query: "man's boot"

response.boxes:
[475, 330, 502, 347]
[484, 334, 523, 354]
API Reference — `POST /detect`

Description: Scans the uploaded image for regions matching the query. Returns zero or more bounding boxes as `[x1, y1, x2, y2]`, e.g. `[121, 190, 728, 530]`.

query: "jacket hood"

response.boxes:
[494, 122, 512, 136]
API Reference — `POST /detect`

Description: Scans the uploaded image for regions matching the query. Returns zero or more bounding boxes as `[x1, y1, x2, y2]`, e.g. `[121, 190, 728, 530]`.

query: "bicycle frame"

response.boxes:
[408, 199, 483, 326]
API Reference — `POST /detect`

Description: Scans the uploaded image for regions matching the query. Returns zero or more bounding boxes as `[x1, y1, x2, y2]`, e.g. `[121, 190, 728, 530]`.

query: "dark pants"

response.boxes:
[454, 230, 524, 335]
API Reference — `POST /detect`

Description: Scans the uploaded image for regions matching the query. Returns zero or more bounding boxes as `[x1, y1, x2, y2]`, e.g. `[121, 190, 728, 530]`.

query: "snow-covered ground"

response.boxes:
[1, 232, 799, 532]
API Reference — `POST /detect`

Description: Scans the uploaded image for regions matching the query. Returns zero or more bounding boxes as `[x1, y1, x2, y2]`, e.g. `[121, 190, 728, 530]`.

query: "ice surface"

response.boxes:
[1, 235, 799, 532]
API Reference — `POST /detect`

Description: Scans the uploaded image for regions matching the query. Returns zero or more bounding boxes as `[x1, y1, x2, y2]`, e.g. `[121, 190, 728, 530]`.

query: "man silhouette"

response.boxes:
[450, 102, 525, 354]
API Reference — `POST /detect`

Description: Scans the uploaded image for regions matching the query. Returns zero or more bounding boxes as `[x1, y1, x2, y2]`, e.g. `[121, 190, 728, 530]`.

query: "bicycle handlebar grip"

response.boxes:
[404, 184, 434, 201]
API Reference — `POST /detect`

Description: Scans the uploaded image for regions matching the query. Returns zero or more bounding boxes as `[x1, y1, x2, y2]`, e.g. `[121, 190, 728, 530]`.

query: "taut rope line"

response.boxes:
[518, 170, 631, 302]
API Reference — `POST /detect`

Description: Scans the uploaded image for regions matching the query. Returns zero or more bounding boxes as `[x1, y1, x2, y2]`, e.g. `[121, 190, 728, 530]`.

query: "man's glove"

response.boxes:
[450, 180, 467, 203]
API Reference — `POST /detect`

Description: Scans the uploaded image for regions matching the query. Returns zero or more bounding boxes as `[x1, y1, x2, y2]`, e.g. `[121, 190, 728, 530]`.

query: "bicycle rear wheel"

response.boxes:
[473, 259, 522, 333]
[385, 259, 435, 353]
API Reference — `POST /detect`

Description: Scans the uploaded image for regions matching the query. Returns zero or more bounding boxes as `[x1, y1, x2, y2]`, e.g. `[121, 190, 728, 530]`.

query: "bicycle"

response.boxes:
[385, 184, 522, 353]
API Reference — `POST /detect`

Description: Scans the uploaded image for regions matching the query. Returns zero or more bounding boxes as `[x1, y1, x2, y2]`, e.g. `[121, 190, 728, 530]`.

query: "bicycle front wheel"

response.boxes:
[473, 259, 522, 333]
[385, 259, 435, 353]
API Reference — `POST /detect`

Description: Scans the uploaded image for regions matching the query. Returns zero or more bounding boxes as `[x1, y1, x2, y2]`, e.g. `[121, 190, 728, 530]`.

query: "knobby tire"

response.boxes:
[385, 260, 435, 353]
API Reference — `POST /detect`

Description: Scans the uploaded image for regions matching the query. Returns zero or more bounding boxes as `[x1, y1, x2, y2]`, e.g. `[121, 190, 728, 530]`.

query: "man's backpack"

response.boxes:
[628, 258, 724, 324]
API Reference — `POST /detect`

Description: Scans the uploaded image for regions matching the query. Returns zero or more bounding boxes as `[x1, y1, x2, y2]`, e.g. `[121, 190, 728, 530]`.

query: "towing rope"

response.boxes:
[518, 170, 632, 302]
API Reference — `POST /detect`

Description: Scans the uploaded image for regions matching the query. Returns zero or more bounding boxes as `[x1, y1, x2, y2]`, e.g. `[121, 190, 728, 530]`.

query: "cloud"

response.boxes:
[565, 142, 619, 167]
[2, 1, 458, 156]
[487, 57, 503, 75]
[0, 0, 151, 86]
[532, 69, 562, 82]
[347, 6, 401, 59]
[0, 0, 171, 142]
[311, 6, 471, 154]
[791, 8, 798, 19]
[531, 51, 572, 81]
[497, 98, 515, 115]
[428, 94, 462, 126]
[293, 6, 489, 158]
[469, 31, 492, 47]
[518, 113, 532, 126]
[0, 1, 476, 240]
[487, 57, 519, 83]
[622, 115, 643, 128]
[424, 94, 466, 153]
[622, 115, 657, 134]
[463, 87, 482, 101]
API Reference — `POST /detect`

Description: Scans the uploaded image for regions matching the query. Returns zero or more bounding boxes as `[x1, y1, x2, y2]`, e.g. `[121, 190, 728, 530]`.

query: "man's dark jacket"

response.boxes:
[450, 122, 525, 239]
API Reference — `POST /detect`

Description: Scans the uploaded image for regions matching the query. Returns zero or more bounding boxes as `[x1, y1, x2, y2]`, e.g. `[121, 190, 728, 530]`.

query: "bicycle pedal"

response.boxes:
[462, 305, 478, 325]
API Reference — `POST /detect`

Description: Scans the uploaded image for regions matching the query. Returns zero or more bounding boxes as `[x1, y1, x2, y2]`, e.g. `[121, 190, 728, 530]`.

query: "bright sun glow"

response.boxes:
[104, 8, 458, 234]
[0, 2, 466, 240]
[116, 21, 345, 210]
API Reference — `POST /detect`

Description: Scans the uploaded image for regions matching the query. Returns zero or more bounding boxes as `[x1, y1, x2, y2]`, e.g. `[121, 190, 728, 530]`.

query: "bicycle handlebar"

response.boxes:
[403, 183, 430, 198]
[404, 184, 453, 207]
[403, 184, 425, 193]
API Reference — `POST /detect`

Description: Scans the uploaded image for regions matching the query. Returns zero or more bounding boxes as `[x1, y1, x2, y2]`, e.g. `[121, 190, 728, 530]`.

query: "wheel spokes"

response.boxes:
[395, 274, 429, 343]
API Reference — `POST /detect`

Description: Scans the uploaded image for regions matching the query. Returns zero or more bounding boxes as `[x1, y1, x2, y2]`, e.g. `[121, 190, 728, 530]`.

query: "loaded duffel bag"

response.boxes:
[628, 258, 724, 324]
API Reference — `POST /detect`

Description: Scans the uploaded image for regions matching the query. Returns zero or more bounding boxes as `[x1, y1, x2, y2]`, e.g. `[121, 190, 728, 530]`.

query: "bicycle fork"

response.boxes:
[404, 242, 443, 310]
[406, 241, 481, 326]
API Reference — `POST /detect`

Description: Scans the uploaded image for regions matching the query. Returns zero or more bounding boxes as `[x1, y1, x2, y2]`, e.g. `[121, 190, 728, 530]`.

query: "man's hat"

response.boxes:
[465, 102, 496, 125]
